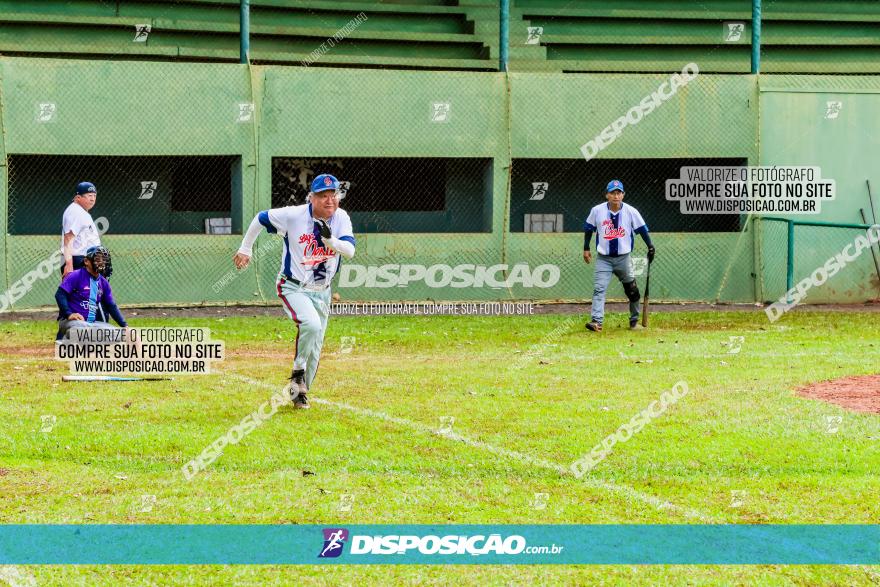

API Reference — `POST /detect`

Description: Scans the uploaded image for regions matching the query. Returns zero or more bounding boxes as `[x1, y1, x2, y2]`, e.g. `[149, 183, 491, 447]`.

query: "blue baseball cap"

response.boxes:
[311, 174, 339, 193]
[606, 179, 625, 193]
[76, 181, 96, 195]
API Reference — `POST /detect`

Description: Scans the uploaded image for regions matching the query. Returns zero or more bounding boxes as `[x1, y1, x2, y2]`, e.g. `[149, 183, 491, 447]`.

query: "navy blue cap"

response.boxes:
[606, 179, 625, 193]
[76, 181, 96, 195]
[311, 174, 339, 193]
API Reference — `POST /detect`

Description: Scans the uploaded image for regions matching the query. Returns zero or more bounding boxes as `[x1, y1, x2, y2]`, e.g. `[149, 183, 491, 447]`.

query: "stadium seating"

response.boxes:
[508, 0, 880, 73]
[0, 0, 498, 70]
[0, 0, 876, 72]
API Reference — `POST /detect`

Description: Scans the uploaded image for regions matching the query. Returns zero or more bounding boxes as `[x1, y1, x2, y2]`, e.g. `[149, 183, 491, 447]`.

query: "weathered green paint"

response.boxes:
[504, 230, 756, 303]
[0, 57, 878, 309]
[509, 72, 758, 159]
[758, 83, 880, 226]
[0, 60, 257, 157]
[758, 80, 880, 302]
[3, 0, 879, 73]
[0, 58, 7, 296]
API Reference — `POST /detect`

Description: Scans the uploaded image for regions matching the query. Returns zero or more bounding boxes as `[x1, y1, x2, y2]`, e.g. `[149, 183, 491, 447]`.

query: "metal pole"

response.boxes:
[762, 217, 873, 230]
[786, 219, 794, 302]
[751, 0, 761, 74]
[499, 0, 510, 72]
[859, 208, 880, 291]
[240, 0, 250, 64]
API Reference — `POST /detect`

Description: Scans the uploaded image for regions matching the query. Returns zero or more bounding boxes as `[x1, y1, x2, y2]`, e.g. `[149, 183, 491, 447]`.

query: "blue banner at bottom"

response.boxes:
[1, 525, 877, 565]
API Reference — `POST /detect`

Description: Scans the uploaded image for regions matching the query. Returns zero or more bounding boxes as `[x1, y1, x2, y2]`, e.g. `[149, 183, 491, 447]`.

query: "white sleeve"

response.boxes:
[630, 207, 647, 231]
[62, 208, 80, 236]
[585, 206, 599, 229]
[326, 210, 355, 259]
[326, 237, 355, 259]
[237, 215, 264, 256]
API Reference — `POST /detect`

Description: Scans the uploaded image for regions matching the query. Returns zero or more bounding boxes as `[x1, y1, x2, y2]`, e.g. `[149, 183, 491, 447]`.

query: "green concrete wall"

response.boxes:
[757, 76, 880, 302]
[1, 57, 877, 309]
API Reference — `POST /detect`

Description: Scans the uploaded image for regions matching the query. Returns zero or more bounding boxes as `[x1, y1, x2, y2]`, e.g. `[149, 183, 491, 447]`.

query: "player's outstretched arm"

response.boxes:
[233, 214, 266, 269]
[233, 252, 250, 269]
[238, 215, 264, 255]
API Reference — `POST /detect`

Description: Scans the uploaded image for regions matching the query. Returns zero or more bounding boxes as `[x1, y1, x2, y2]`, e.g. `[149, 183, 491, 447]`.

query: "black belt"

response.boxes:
[281, 276, 329, 290]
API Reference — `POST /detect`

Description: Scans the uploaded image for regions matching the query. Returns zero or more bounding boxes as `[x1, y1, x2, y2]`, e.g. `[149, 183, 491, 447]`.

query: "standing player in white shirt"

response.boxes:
[61, 182, 102, 277]
[583, 179, 655, 331]
[233, 174, 356, 408]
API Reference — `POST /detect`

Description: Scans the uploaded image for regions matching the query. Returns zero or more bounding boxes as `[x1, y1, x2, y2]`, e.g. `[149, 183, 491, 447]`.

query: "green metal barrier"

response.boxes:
[759, 217, 879, 303]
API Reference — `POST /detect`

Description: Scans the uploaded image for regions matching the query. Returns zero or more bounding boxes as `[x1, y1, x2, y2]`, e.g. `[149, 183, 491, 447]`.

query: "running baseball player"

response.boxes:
[61, 182, 102, 277]
[233, 174, 355, 409]
[55, 246, 127, 340]
[583, 179, 655, 331]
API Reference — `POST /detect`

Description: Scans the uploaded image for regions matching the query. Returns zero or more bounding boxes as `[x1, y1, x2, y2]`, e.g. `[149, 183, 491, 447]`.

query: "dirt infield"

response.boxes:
[797, 375, 880, 414]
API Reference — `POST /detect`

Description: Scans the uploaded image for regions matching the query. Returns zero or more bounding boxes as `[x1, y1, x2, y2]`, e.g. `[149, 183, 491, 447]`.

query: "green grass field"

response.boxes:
[1, 309, 879, 585]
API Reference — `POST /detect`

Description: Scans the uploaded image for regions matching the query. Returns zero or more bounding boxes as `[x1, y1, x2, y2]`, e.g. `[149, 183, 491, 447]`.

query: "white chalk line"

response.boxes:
[223, 372, 880, 578]
[223, 371, 716, 523]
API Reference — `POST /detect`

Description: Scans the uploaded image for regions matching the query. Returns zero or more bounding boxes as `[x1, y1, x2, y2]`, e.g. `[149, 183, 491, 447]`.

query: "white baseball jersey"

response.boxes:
[258, 203, 355, 285]
[60, 202, 101, 256]
[584, 202, 647, 256]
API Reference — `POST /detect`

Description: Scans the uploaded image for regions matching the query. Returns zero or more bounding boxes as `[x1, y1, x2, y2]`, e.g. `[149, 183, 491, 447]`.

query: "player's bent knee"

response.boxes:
[623, 280, 640, 303]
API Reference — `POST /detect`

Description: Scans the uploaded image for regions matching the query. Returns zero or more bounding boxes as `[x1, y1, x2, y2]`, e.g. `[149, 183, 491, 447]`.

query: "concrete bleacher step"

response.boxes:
[505, 59, 561, 72]
[0, 13, 478, 44]
[2, 0, 876, 73]
[153, 0, 464, 11]
[0, 0, 499, 69]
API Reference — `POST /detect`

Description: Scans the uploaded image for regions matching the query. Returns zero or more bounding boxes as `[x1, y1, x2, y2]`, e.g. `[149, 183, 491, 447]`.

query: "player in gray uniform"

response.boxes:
[583, 179, 655, 331]
[234, 174, 355, 409]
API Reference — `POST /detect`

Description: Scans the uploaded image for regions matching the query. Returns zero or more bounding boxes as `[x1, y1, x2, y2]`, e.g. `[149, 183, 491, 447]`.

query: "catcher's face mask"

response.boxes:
[86, 253, 105, 274]
[84, 246, 112, 277]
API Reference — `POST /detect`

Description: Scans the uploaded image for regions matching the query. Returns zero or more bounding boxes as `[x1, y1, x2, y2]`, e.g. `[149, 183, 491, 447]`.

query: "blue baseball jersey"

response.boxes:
[584, 202, 648, 256]
[257, 203, 355, 285]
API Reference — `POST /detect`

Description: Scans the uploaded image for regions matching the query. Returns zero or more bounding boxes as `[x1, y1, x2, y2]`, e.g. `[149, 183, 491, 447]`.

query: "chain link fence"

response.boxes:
[758, 219, 880, 304]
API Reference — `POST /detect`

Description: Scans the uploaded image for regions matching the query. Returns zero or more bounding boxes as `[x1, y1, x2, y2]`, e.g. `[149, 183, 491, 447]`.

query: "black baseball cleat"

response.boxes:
[287, 369, 308, 406]
[293, 392, 310, 409]
[630, 319, 645, 330]
[585, 321, 602, 332]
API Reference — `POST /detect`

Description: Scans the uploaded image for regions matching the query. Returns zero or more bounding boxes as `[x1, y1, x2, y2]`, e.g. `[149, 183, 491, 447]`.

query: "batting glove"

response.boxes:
[647, 246, 656, 263]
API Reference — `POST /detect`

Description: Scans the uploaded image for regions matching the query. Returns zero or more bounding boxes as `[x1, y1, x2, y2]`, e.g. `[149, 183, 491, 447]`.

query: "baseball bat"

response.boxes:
[62, 375, 173, 382]
[866, 180, 880, 292]
[859, 208, 880, 291]
[641, 258, 652, 327]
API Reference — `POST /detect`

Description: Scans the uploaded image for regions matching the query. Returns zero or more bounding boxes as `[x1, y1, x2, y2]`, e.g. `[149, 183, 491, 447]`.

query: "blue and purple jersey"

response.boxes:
[58, 268, 116, 322]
